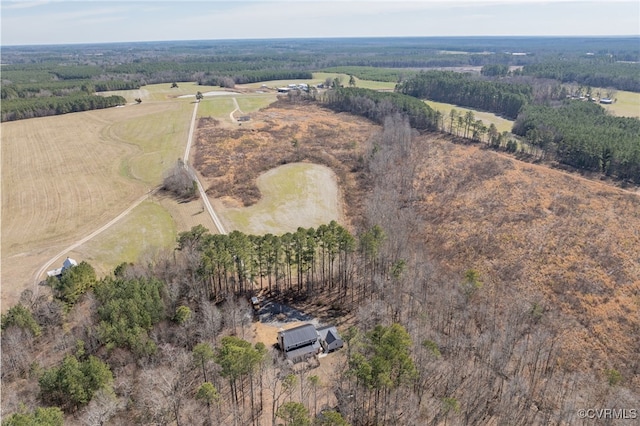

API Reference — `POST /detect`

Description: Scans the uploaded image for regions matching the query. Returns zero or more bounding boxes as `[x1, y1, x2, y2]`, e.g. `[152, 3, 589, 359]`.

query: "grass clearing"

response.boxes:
[236, 94, 278, 113]
[599, 89, 640, 118]
[69, 200, 176, 277]
[197, 97, 236, 119]
[425, 100, 515, 133]
[99, 82, 223, 103]
[108, 102, 192, 184]
[222, 163, 342, 235]
[313, 72, 397, 90]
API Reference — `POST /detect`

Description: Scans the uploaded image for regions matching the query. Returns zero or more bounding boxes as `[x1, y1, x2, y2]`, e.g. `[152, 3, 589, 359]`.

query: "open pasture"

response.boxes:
[599, 89, 640, 118]
[312, 72, 397, 90]
[236, 93, 279, 113]
[197, 97, 237, 120]
[69, 200, 176, 277]
[108, 102, 192, 184]
[222, 163, 342, 236]
[1, 101, 191, 307]
[99, 82, 223, 103]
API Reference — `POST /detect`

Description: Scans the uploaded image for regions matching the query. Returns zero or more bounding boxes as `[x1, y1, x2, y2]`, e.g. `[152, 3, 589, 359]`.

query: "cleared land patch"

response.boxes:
[63, 200, 176, 277]
[194, 101, 378, 230]
[599, 89, 640, 118]
[99, 82, 223, 103]
[223, 163, 342, 235]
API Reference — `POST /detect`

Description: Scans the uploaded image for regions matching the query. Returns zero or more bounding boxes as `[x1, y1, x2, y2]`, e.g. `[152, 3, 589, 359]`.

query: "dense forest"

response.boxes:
[513, 101, 640, 182]
[395, 70, 533, 119]
[0, 93, 126, 121]
[321, 87, 438, 131]
[522, 60, 640, 92]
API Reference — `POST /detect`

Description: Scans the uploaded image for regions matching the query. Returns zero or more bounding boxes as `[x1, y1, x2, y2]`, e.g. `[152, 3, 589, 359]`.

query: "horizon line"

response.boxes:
[4, 34, 640, 48]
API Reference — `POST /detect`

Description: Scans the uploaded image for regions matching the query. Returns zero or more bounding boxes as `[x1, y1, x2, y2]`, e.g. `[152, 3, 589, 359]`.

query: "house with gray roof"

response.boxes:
[317, 326, 344, 352]
[277, 323, 343, 363]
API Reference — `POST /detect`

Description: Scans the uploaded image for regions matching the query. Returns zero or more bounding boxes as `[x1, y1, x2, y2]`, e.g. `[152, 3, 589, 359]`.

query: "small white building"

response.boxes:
[47, 257, 78, 277]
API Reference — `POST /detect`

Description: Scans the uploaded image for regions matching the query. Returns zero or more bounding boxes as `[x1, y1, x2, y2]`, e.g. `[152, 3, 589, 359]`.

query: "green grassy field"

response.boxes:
[312, 72, 397, 90]
[223, 163, 341, 236]
[109, 102, 192, 185]
[99, 82, 224, 102]
[1, 100, 191, 306]
[76, 200, 177, 276]
[600, 89, 640, 118]
[425, 100, 515, 134]
[197, 97, 237, 118]
[237, 94, 278, 113]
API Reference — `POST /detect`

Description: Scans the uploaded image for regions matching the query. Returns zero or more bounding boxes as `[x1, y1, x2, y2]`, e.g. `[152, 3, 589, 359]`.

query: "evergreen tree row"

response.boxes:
[197, 70, 313, 87]
[1, 80, 140, 100]
[320, 66, 417, 82]
[396, 70, 533, 119]
[321, 87, 438, 131]
[1, 94, 126, 122]
[178, 222, 364, 301]
[513, 101, 640, 181]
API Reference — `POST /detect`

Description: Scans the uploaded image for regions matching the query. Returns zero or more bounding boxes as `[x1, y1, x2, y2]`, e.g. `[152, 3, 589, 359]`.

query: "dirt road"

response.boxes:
[34, 100, 227, 285]
[34, 189, 157, 284]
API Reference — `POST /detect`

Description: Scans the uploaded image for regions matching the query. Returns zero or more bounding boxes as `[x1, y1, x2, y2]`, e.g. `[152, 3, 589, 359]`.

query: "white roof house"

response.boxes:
[47, 257, 77, 277]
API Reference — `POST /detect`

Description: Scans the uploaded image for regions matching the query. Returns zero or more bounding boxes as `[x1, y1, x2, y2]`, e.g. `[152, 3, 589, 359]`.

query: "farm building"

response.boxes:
[278, 323, 343, 362]
[600, 98, 613, 104]
[46, 257, 78, 277]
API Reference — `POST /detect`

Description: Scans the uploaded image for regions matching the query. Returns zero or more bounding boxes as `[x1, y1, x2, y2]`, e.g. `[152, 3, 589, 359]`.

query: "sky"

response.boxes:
[1, 0, 639, 46]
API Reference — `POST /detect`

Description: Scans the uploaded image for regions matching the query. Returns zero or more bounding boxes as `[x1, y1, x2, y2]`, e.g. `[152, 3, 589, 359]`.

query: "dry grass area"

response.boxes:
[194, 100, 378, 230]
[222, 163, 343, 235]
[2, 109, 140, 307]
[194, 101, 639, 376]
[1, 101, 190, 309]
[412, 137, 640, 377]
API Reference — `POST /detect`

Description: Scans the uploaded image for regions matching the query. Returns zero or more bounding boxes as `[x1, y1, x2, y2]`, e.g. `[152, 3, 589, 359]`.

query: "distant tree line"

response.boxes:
[480, 64, 510, 77]
[396, 70, 532, 119]
[1, 80, 140, 100]
[321, 66, 418, 82]
[197, 70, 313, 88]
[321, 87, 438, 131]
[1, 94, 126, 122]
[522, 60, 640, 92]
[513, 101, 640, 181]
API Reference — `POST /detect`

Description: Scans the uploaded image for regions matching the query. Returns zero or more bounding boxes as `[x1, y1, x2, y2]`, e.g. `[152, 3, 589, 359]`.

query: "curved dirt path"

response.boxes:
[34, 100, 228, 284]
[34, 189, 157, 284]
[229, 97, 242, 122]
